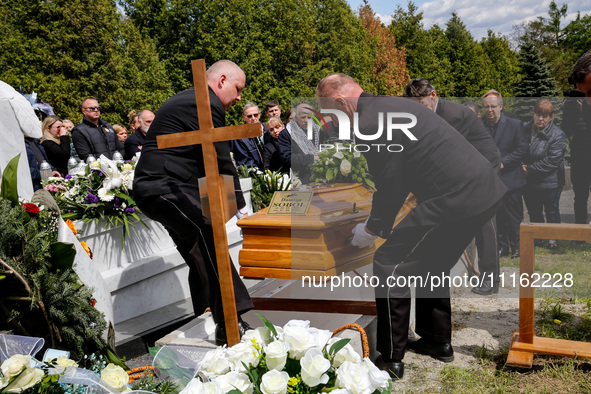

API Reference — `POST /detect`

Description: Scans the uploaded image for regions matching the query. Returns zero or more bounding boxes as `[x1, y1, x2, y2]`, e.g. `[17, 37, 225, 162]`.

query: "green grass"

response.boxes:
[437, 242, 591, 393]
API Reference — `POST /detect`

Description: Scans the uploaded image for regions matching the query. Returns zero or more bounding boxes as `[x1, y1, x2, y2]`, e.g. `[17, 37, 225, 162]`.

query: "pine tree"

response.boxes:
[514, 40, 560, 120]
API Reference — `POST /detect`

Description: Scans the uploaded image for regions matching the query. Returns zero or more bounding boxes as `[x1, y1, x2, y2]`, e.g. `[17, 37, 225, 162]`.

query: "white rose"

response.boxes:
[335, 361, 372, 394]
[226, 341, 259, 372]
[340, 159, 352, 176]
[121, 163, 134, 172]
[282, 326, 316, 360]
[353, 151, 361, 158]
[308, 328, 332, 350]
[300, 348, 330, 388]
[1, 355, 31, 383]
[283, 320, 310, 329]
[200, 347, 231, 377]
[100, 363, 129, 392]
[327, 338, 361, 368]
[361, 358, 391, 392]
[242, 326, 272, 347]
[179, 378, 203, 394]
[2, 367, 44, 392]
[330, 390, 349, 394]
[265, 340, 289, 371]
[201, 381, 224, 394]
[214, 372, 253, 394]
[55, 356, 78, 368]
[333, 151, 345, 159]
[260, 370, 289, 394]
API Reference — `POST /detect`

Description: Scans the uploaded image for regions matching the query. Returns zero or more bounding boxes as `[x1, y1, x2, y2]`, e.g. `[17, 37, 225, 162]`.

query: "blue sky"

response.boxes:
[346, 0, 591, 40]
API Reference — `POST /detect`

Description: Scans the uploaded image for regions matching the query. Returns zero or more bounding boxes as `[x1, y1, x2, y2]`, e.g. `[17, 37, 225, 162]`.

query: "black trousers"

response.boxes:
[496, 188, 524, 253]
[136, 191, 253, 323]
[474, 215, 499, 280]
[571, 154, 591, 224]
[374, 203, 499, 361]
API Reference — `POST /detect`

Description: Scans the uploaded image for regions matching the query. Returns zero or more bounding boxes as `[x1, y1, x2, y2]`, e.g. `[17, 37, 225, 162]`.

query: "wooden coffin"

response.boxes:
[237, 183, 415, 280]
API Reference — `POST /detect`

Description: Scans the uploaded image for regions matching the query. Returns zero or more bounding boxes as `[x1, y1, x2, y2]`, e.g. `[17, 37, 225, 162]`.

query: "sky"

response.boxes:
[347, 0, 591, 41]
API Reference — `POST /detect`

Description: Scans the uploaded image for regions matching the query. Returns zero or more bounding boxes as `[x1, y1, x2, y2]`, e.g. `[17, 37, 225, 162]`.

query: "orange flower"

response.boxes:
[66, 219, 77, 235]
[81, 241, 92, 259]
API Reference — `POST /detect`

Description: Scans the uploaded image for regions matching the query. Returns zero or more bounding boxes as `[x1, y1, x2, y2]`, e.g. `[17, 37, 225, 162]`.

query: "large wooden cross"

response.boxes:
[156, 59, 261, 346]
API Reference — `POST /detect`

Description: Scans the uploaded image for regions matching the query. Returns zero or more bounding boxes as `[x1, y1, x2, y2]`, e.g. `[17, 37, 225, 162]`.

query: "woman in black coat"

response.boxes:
[522, 99, 567, 249]
[40, 115, 71, 176]
[263, 117, 289, 172]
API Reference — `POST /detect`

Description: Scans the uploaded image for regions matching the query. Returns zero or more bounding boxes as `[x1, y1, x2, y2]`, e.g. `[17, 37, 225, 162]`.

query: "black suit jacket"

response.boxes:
[124, 130, 146, 160]
[357, 93, 507, 238]
[435, 99, 501, 170]
[485, 114, 528, 190]
[133, 87, 245, 209]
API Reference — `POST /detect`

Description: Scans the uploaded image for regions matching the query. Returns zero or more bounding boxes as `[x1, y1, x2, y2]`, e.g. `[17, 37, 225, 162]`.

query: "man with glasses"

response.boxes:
[482, 90, 528, 259]
[71, 97, 124, 161]
[230, 102, 264, 169]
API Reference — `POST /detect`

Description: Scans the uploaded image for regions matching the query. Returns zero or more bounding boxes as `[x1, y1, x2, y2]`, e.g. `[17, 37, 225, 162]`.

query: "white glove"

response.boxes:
[236, 206, 249, 220]
[350, 223, 378, 248]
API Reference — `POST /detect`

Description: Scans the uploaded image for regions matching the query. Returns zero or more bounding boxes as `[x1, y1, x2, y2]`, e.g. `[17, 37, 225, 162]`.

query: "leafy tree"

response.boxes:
[0, 0, 172, 125]
[562, 13, 591, 59]
[121, 0, 376, 125]
[358, 4, 409, 96]
[479, 30, 520, 97]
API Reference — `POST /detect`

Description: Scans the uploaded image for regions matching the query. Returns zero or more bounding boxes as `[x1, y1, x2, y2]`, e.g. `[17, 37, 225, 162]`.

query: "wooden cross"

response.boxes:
[156, 59, 261, 346]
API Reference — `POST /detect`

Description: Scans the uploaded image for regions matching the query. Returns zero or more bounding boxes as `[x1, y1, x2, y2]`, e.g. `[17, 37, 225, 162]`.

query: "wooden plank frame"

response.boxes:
[506, 222, 591, 368]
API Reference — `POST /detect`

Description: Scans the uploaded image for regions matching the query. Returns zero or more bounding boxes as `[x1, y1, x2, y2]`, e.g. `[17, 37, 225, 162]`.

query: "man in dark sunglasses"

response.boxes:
[71, 97, 124, 161]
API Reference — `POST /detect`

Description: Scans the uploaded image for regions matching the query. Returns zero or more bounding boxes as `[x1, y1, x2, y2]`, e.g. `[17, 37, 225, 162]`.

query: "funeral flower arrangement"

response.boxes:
[310, 144, 375, 190]
[43, 155, 145, 244]
[237, 166, 291, 212]
[0, 156, 110, 358]
[183, 316, 392, 394]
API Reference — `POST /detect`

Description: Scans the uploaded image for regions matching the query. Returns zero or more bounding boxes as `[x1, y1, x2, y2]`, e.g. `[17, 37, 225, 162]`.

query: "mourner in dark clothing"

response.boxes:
[522, 99, 567, 249]
[124, 110, 155, 160]
[404, 78, 502, 296]
[24, 137, 58, 191]
[263, 117, 288, 172]
[71, 97, 124, 161]
[40, 115, 70, 176]
[316, 74, 506, 381]
[133, 60, 253, 345]
[563, 50, 591, 224]
[482, 90, 528, 259]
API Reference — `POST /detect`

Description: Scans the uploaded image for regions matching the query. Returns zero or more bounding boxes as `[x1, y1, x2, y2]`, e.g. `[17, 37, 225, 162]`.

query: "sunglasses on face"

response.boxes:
[245, 113, 260, 119]
[84, 106, 101, 111]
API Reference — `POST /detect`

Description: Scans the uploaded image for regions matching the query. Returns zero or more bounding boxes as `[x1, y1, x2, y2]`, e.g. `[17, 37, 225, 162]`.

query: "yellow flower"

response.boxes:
[81, 241, 93, 259]
[66, 219, 77, 235]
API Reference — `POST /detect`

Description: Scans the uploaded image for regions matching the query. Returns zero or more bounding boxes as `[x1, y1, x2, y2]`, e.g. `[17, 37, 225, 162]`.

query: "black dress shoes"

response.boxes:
[406, 338, 454, 362]
[375, 355, 404, 380]
[471, 278, 499, 296]
[215, 318, 252, 346]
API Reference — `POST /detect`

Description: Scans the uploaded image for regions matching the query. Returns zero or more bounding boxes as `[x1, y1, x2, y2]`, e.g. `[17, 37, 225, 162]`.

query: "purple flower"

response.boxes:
[65, 174, 72, 180]
[85, 193, 99, 204]
[124, 207, 136, 214]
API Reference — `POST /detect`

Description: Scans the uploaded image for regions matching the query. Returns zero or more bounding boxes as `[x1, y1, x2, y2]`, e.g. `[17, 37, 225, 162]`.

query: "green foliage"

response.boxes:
[310, 144, 375, 190]
[0, 198, 107, 358]
[0, 0, 173, 125]
[0, 155, 21, 207]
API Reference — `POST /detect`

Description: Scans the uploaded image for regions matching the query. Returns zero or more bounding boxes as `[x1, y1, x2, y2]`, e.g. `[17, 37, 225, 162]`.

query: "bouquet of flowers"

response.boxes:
[310, 144, 375, 190]
[237, 166, 291, 212]
[43, 155, 145, 245]
[182, 316, 392, 394]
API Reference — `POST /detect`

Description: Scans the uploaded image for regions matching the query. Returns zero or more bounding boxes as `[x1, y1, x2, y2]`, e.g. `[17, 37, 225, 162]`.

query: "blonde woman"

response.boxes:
[40, 115, 70, 176]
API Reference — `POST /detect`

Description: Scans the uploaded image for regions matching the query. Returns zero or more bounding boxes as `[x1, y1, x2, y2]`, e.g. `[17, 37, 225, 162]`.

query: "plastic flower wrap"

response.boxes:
[310, 143, 375, 190]
[180, 316, 392, 394]
[42, 155, 145, 245]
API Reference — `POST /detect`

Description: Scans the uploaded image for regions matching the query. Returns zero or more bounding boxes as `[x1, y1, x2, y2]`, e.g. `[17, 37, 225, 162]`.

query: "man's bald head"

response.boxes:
[315, 73, 364, 119]
[315, 73, 362, 98]
[207, 60, 246, 110]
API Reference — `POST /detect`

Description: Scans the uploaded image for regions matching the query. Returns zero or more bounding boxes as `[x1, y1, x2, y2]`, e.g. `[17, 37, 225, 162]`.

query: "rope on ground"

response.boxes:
[332, 323, 369, 358]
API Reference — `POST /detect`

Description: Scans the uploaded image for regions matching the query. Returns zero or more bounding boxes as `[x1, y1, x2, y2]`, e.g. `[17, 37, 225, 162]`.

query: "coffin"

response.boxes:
[237, 183, 415, 280]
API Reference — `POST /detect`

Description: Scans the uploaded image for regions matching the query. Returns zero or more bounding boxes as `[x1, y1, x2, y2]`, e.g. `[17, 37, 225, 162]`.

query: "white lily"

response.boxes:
[99, 155, 123, 191]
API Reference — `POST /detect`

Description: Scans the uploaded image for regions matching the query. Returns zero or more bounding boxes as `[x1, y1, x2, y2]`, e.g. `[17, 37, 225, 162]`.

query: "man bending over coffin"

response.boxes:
[315, 73, 506, 380]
